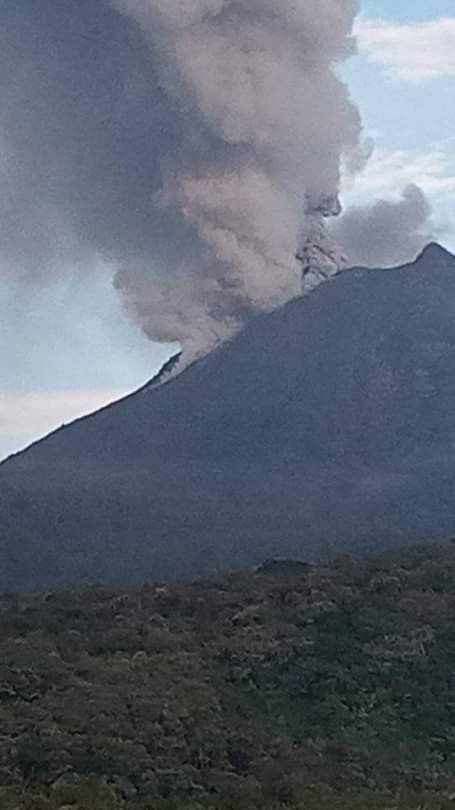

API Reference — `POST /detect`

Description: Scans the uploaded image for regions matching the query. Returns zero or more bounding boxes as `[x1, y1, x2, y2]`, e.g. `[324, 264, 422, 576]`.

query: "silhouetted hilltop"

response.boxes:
[1, 244, 455, 592]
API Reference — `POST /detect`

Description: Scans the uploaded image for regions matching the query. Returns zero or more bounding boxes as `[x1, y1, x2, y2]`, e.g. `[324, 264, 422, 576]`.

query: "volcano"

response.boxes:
[2, 243, 455, 592]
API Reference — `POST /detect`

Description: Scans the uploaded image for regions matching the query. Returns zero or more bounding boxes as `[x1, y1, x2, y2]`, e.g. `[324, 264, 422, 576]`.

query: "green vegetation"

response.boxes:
[2, 544, 455, 808]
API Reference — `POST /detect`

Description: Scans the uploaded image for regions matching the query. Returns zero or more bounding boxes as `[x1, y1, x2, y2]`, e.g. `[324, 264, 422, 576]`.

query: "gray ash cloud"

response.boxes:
[0, 1, 434, 363]
[332, 184, 433, 268]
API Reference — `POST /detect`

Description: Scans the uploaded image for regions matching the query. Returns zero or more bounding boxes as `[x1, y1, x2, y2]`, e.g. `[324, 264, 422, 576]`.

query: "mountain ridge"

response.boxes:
[3, 242, 453, 466]
[2, 243, 455, 592]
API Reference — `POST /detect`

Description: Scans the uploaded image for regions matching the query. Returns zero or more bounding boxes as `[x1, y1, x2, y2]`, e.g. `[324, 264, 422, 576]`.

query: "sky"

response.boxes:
[1, 0, 454, 460]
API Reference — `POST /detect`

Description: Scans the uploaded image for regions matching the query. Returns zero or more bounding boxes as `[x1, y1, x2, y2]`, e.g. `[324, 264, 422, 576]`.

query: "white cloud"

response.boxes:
[342, 145, 455, 199]
[0, 389, 126, 460]
[355, 16, 455, 81]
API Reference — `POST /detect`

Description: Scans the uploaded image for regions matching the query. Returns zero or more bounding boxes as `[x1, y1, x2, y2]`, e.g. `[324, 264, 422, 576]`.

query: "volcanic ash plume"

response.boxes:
[0, 0, 364, 364]
[111, 0, 363, 360]
[331, 184, 434, 269]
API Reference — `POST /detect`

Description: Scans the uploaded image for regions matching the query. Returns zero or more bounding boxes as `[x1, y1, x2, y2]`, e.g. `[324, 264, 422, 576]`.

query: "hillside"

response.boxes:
[1, 542, 455, 809]
[2, 243, 455, 591]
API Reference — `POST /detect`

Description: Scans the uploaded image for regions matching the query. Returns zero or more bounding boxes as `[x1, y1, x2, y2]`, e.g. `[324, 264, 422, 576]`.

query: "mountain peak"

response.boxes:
[416, 242, 455, 264]
[5, 240, 455, 592]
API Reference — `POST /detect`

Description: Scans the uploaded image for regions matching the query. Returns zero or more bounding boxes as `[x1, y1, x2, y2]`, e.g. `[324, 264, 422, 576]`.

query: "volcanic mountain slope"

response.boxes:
[2, 243, 455, 592]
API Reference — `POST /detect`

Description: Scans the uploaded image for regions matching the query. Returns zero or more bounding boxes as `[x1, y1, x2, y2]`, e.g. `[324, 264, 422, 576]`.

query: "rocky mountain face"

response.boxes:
[2, 243, 455, 592]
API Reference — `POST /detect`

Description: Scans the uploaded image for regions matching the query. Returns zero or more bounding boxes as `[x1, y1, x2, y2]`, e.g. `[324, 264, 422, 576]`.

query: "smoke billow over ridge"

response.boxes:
[0, 1, 434, 364]
[331, 184, 434, 269]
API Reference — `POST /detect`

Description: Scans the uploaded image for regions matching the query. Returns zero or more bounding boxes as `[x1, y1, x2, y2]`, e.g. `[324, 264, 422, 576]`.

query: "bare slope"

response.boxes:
[2, 244, 455, 591]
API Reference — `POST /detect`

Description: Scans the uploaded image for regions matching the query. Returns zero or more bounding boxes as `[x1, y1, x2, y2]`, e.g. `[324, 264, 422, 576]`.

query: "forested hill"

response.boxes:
[2, 542, 455, 809]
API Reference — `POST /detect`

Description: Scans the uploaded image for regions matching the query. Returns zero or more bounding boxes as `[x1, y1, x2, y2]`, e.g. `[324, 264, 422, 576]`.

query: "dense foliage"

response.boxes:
[2, 544, 455, 808]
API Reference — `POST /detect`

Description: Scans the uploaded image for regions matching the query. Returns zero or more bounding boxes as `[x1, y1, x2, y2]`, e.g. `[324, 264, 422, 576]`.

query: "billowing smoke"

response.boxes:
[331, 184, 434, 268]
[111, 0, 366, 359]
[0, 0, 363, 364]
